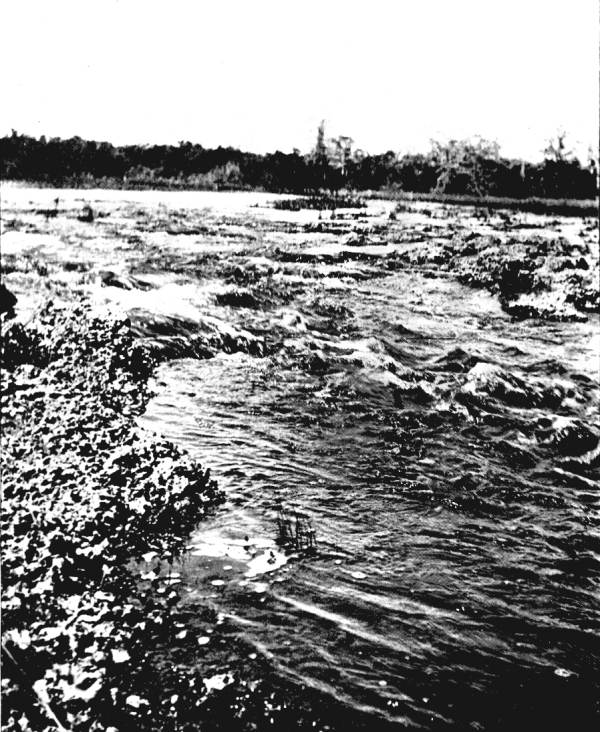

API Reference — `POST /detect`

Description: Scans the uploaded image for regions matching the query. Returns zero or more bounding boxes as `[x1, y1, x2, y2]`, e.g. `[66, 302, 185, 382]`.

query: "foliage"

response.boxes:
[369, 191, 598, 217]
[429, 137, 500, 196]
[1, 130, 598, 199]
[272, 195, 366, 211]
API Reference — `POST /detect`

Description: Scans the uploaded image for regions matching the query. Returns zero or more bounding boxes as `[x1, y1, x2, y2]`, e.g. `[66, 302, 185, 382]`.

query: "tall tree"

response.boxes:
[543, 131, 573, 163]
[430, 137, 500, 197]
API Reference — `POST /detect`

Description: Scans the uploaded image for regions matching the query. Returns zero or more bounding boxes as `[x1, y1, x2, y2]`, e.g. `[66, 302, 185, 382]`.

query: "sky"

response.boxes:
[2, 0, 598, 162]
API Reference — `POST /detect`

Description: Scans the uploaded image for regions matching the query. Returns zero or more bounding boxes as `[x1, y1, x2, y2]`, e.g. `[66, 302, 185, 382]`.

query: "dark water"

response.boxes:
[126, 198, 600, 730]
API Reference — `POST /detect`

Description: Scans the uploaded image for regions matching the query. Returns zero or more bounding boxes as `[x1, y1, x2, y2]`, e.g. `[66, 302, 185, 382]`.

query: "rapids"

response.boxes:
[2, 187, 599, 730]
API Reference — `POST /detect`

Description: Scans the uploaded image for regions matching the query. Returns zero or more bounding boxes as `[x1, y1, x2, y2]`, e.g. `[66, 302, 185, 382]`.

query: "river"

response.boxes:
[2, 187, 599, 730]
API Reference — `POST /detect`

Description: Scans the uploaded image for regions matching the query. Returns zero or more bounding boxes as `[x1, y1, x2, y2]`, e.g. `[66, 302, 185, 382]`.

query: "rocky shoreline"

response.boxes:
[389, 228, 599, 322]
[1, 302, 230, 731]
[1, 299, 345, 732]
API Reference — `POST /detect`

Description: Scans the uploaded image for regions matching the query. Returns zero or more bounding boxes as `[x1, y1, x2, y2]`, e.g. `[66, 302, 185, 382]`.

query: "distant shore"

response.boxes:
[2, 179, 597, 218]
[368, 190, 599, 218]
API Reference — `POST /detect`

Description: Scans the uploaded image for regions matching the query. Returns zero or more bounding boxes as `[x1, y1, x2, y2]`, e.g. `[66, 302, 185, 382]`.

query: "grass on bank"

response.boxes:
[368, 190, 599, 218]
[3, 179, 597, 218]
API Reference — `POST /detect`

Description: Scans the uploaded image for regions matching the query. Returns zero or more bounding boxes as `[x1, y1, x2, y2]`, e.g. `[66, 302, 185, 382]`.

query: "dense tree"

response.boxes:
[430, 137, 501, 197]
[0, 130, 597, 199]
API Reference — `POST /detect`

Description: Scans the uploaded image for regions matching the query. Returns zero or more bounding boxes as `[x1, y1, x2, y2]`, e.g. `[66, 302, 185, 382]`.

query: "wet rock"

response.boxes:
[458, 362, 565, 411]
[1, 303, 223, 730]
[279, 310, 308, 331]
[306, 350, 328, 374]
[536, 416, 599, 457]
[537, 384, 566, 409]
[497, 259, 542, 299]
[460, 362, 537, 408]
[130, 310, 265, 360]
[35, 198, 60, 218]
[547, 256, 589, 272]
[341, 232, 386, 248]
[523, 358, 568, 376]
[0, 283, 17, 317]
[78, 204, 94, 223]
[503, 293, 588, 322]
[100, 270, 154, 291]
[392, 378, 436, 405]
[495, 438, 538, 468]
[562, 271, 599, 312]
[431, 347, 481, 373]
[456, 249, 545, 298]
[215, 288, 260, 309]
[228, 257, 277, 284]
[310, 297, 353, 320]
[405, 241, 449, 266]
[442, 234, 598, 320]
[63, 260, 91, 273]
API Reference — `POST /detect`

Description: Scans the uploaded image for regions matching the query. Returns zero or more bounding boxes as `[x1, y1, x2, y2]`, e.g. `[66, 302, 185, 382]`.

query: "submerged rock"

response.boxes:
[458, 362, 564, 410]
[503, 293, 588, 322]
[460, 362, 535, 408]
[495, 438, 538, 468]
[279, 310, 308, 332]
[129, 309, 266, 360]
[443, 234, 599, 321]
[431, 347, 481, 373]
[100, 270, 155, 291]
[557, 440, 600, 474]
[78, 203, 95, 223]
[216, 287, 261, 309]
[340, 232, 386, 248]
[536, 416, 599, 457]
[391, 377, 436, 405]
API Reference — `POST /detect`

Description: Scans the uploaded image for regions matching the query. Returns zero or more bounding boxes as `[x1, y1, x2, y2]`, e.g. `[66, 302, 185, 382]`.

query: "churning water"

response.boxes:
[132, 196, 599, 730]
[4, 187, 597, 729]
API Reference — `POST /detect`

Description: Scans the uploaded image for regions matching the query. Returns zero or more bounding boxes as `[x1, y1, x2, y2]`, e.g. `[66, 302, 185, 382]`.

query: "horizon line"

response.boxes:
[3, 127, 597, 166]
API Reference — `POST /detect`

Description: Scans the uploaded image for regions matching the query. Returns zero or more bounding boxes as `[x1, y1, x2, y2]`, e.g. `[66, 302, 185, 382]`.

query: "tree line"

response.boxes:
[1, 128, 597, 199]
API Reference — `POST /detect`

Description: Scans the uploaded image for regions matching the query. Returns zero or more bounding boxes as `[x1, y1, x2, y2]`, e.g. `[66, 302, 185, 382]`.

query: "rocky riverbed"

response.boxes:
[1, 188, 599, 731]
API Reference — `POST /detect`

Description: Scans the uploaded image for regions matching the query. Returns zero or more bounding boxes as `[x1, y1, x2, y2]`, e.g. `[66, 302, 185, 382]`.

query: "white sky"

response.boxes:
[2, 0, 598, 161]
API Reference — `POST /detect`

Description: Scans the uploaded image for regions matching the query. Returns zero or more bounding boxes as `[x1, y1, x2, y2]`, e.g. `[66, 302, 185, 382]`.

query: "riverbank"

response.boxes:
[369, 190, 599, 218]
[0, 301, 387, 732]
[1, 301, 229, 731]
